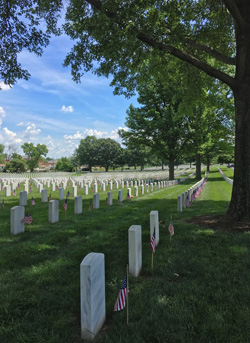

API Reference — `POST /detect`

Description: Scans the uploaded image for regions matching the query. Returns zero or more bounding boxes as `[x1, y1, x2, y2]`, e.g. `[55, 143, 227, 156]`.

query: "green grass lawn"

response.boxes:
[1, 168, 250, 343]
[219, 165, 234, 179]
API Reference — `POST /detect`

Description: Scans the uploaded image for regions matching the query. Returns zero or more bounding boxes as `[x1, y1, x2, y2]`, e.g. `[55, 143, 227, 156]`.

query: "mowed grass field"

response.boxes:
[1, 167, 250, 343]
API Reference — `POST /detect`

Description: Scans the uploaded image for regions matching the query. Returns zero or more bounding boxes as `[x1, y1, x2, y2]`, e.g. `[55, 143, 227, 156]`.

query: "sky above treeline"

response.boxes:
[0, 31, 138, 159]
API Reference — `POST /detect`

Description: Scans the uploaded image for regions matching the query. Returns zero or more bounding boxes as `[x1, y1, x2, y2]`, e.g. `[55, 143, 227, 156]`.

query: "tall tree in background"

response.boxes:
[1, 1, 249, 220]
[95, 138, 121, 172]
[21, 143, 48, 172]
[119, 75, 192, 180]
[75, 136, 98, 172]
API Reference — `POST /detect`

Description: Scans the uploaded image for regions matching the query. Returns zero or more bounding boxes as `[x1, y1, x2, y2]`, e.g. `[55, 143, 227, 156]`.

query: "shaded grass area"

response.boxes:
[1, 168, 250, 343]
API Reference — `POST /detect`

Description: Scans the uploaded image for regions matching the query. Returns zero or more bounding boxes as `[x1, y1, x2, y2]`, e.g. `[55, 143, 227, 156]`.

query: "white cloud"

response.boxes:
[64, 131, 83, 140]
[83, 129, 107, 138]
[22, 123, 41, 141]
[61, 105, 74, 113]
[0, 107, 6, 126]
[3, 127, 16, 139]
[0, 82, 11, 91]
[17, 122, 25, 126]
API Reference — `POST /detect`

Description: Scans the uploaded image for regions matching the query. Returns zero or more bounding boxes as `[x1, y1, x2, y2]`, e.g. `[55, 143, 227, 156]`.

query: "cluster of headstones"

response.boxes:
[10, 177, 179, 234]
[177, 173, 208, 212]
[80, 210, 160, 341]
[218, 168, 233, 185]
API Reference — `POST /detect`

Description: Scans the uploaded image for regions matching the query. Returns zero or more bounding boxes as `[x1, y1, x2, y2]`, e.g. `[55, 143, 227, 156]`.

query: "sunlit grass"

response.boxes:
[1, 168, 250, 343]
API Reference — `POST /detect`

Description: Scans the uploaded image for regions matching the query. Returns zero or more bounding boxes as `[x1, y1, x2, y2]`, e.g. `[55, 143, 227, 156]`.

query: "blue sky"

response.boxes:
[0, 32, 137, 159]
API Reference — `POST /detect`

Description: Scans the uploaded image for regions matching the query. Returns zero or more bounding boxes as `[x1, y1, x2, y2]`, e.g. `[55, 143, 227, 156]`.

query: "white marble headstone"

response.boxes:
[80, 253, 106, 341]
[128, 225, 142, 277]
[11, 206, 25, 235]
[150, 210, 159, 246]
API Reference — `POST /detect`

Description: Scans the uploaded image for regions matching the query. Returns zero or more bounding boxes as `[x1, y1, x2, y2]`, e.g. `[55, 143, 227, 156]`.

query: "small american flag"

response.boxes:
[31, 197, 35, 205]
[17, 183, 20, 189]
[150, 228, 156, 254]
[49, 194, 52, 201]
[2, 200, 4, 208]
[89, 202, 92, 211]
[114, 275, 128, 312]
[13, 189, 16, 196]
[168, 218, 174, 236]
[22, 214, 33, 225]
[63, 199, 68, 211]
[66, 191, 70, 198]
[185, 195, 189, 207]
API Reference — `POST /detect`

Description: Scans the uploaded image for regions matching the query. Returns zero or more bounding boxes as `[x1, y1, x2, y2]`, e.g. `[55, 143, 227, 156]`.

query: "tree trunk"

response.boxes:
[206, 155, 210, 172]
[195, 153, 201, 180]
[190, 161, 192, 169]
[169, 155, 175, 180]
[227, 17, 250, 221]
[227, 87, 250, 220]
[162, 160, 164, 170]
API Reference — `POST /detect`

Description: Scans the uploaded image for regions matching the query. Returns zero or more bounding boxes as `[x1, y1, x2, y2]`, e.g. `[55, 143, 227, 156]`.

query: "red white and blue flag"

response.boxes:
[168, 218, 174, 236]
[31, 197, 35, 205]
[114, 275, 128, 312]
[63, 199, 68, 211]
[22, 213, 33, 225]
[150, 228, 156, 254]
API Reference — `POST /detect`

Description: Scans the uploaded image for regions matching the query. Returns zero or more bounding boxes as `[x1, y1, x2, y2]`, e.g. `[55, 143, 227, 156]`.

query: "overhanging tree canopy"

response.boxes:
[1, 0, 249, 221]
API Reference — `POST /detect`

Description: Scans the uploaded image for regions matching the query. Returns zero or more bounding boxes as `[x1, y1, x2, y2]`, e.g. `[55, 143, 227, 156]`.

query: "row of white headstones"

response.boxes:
[177, 172, 208, 212]
[9, 179, 177, 234]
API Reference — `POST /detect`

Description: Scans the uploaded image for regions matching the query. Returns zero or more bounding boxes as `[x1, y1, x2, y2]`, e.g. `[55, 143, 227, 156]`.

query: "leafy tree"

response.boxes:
[124, 146, 152, 171]
[3, 154, 27, 172]
[2, 1, 249, 220]
[119, 77, 190, 179]
[75, 136, 98, 172]
[55, 157, 74, 172]
[0, 144, 5, 163]
[21, 142, 48, 172]
[95, 138, 121, 172]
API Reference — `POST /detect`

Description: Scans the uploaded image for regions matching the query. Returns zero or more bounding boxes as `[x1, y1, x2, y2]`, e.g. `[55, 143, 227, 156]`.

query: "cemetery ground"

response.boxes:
[1, 167, 250, 343]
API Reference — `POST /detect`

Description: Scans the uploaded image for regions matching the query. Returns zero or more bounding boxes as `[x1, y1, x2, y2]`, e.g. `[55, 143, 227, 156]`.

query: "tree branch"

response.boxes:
[85, 0, 237, 90]
[223, 0, 247, 31]
[137, 32, 236, 90]
[183, 37, 236, 65]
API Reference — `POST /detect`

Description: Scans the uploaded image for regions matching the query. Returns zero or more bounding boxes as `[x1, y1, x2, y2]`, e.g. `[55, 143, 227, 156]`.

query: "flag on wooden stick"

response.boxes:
[63, 198, 68, 211]
[168, 217, 174, 236]
[114, 274, 128, 312]
[150, 228, 156, 254]
[22, 213, 33, 225]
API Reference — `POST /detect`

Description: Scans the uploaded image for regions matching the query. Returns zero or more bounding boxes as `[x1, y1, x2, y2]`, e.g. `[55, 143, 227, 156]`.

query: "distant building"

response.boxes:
[38, 160, 57, 171]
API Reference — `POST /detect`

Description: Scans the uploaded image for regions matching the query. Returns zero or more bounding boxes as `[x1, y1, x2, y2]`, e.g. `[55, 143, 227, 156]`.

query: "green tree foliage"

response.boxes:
[55, 157, 74, 172]
[0, 144, 5, 163]
[3, 154, 27, 172]
[1, 1, 249, 220]
[124, 146, 152, 171]
[75, 136, 98, 172]
[119, 77, 190, 179]
[96, 138, 121, 172]
[21, 142, 48, 172]
[0, 0, 62, 87]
